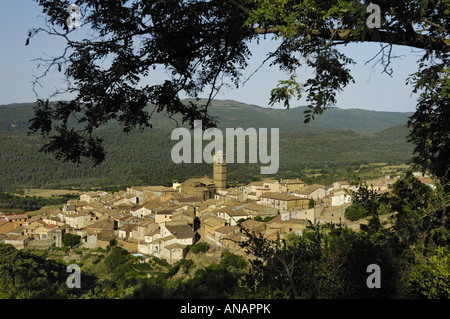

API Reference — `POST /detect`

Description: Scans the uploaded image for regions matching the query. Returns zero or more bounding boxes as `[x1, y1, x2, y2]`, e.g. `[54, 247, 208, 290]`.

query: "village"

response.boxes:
[0, 153, 432, 264]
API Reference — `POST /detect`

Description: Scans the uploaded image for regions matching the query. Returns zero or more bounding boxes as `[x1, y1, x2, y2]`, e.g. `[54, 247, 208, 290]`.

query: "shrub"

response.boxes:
[345, 203, 369, 221]
[189, 242, 210, 254]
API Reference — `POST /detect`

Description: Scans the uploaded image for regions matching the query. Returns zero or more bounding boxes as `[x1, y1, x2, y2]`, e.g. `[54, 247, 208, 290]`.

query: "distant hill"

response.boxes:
[0, 99, 413, 190]
[0, 99, 412, 135]
[203, 99, 413, 134]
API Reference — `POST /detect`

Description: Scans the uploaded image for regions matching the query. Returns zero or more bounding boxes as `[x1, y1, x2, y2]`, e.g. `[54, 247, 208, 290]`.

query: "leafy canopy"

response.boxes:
[28, 0, 449, 183]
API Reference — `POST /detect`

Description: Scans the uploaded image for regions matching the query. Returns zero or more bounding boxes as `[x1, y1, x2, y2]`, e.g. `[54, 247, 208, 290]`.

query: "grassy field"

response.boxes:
[22, 189, 84, 197]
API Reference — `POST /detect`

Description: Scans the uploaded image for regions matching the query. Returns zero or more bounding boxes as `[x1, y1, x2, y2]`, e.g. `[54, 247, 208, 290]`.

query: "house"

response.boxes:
[161, 241, 188, 264]
[161, 222, 196, 246]
[239, 179, 283, 199]
[332, 181, 351, 191]
[288, 207, 323, 225]
[63, 211, 92, 229]
[214, 225, 240, 248]
[138, 223, 162, 254]
[199, 214, 225, 243]
[111, 213, 140, 229]
[0, 213, 28, 230]
[32, 224, 64, 248]
[265, 215, 308, 240]
[3, 235, 30, 249]
[0, 219, 16, 234]
[147, 222, 196, 263]
[293, 184, 326, 200]
[118, 223, 136, 239]
[241, 181, 265, 200]
[141, 186, 177, 203]
[179, 177, 216, 201]
[419, 177, 436, 189]
[330, 190, 352, 207]
[85, 200, 109, 216]
[279, 178, 306, 192]
[258, 192, 310, 213]
[242, 203, 278, 219]
[262, 179, 286, 193]
[154, 209, 174, 224]
[240, 219, 266, 235]
[65, 200, 89, 212]
[215, 188, 247, 202]
[98, 193, 117, 206]
[171, 210, 195, 226]
[172, 197, 203, 207]
[139, 219, 195, 262]
[24, 220, 47, 239]
[142, 223, 161, 242]
[114, 194, 140, 206]
[126, 187, 146, 204]
[128, 185, 176, 204]
[216, 207, 251, 226]
[80, 191, 106, 204]
[86, 218, 116, 239]
[84, 217, 116, 249]
[367, 177, 395, 193]
[130, 204, 153, 219]
[132, 220, 155, 241]
[138, 238, 163, 256]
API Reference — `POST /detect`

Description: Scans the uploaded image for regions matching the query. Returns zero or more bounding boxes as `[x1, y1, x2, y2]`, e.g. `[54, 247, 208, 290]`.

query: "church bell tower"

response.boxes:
[213, 151, 226, 192]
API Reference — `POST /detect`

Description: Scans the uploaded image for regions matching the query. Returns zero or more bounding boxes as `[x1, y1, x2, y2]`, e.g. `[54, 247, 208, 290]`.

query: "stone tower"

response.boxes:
[213, 151, 226, 192]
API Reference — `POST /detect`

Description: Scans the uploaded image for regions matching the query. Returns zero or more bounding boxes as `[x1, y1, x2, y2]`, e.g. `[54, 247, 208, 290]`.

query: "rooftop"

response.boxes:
[259, 192, 304, 201]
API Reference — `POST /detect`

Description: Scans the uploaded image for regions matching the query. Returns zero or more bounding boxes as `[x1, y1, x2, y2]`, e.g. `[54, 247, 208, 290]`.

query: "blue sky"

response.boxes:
[0, 0, 422, 112]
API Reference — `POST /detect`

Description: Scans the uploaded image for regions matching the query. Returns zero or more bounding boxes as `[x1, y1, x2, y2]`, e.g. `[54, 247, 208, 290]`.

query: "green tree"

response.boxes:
[62, 233, 81, 248]
[104, 246, 130, 272]
[189, 242, 210, 254]
[27, 0, 448, 179]
[308, 198, 315, 209]
[345, 202, 369, 221]
[0, 244, 96, 298]
[406, 247, 450, 298]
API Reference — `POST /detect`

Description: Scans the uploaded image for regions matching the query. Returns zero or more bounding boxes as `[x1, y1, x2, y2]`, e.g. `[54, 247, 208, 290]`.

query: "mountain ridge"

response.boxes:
[0, 99, 413, 190]
[0, 99, 413, 135]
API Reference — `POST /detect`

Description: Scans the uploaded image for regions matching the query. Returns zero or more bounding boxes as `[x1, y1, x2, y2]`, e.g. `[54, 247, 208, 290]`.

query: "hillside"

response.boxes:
[0, 100, 414, 191]
[0, 99, 412, 135]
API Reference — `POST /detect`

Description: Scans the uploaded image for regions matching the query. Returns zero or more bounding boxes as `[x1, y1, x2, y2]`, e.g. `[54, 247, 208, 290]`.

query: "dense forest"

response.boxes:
[0, 100, 413, 191]
[0, 192, 78, 212]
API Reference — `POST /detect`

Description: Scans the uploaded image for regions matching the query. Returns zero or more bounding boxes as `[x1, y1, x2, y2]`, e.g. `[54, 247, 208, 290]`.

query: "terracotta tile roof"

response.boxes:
[259, 192, 302, 201]
[165, 224, 195, 239]
[4, 213, 27, 220]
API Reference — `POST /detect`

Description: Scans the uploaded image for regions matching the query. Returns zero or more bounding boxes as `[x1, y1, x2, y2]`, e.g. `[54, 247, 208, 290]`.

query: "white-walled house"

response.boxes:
[138, 221, 196, 263]
[130, 205, 152, 219]
[293, 184, 326, 200]
[287, 206, 323, 225]
[331, 190, 352, 206]
[64, 212, 92, 229]
[216, 208, 251, 226]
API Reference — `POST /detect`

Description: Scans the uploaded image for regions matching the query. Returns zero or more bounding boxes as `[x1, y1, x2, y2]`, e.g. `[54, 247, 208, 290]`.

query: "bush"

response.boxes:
[104, 246, 129, 272]
[407, 247, 450, 298]
[62, 233, 81, 248]
[220, 251, 247, 269]
[180, 259, 195, 274]
[345, 203, 369, 221]
[189, 242, 210, 254]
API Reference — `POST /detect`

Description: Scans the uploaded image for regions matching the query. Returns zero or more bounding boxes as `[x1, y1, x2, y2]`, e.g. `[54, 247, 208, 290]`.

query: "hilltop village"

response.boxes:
[0, 153, 432, 264]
